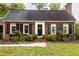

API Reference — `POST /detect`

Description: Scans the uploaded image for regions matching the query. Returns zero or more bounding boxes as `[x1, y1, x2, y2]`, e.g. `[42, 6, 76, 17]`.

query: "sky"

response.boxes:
[24, 3, 79, 21]
[24, 3, 66, 10]
[24, 3, 37, 10]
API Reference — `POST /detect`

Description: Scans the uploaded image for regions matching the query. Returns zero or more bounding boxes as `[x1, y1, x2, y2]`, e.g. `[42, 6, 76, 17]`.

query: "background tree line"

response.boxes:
[0, 3, 61, 16]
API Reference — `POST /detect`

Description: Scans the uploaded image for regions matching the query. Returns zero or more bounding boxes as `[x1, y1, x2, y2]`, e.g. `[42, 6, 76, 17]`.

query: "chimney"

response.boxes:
[65, 3, 72, 13]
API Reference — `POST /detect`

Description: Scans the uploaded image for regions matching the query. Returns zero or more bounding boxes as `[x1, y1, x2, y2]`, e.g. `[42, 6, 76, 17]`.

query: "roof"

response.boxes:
[4, 10, 76, 21]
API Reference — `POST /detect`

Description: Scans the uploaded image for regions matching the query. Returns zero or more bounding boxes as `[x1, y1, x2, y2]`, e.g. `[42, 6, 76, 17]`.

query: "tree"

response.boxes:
[32, 3, 47, 10]
[0, 4, 9, 16]
[75, 23, 79, 40]
[7, 3, 25, 10]
[49, 3, 60, 10]
[0, 3, 25, 16]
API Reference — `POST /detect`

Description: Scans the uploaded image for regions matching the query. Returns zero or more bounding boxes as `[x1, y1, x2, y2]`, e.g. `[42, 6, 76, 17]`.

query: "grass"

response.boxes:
[0, 43, 79, 56]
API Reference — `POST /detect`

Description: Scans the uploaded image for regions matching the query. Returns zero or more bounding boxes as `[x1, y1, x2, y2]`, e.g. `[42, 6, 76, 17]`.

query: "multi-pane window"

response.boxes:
[25, 25, 29, 33]
[12, 26, 16, 33]
[52, 27, 55, 33]
[10, 23, 16, 34]
[51, 24, 56, 34]
[23, 24, 29, 34]
[63, 24, 69, 34]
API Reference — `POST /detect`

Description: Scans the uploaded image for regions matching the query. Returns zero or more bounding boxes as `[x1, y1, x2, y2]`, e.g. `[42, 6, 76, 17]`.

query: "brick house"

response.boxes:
[0, 4, 76, 39]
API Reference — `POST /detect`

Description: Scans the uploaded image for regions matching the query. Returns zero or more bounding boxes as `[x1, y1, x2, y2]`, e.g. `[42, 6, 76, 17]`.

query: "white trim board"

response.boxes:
[3, 20, 75, 22]
[51, 24, 56, 34]
[23, 24, 29, 34]
[63, 24, 69, 34]
[10, 23, 16, 34]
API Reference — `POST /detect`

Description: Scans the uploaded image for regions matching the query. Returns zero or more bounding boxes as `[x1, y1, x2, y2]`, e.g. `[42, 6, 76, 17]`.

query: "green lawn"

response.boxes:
[0, 43, 79, 56]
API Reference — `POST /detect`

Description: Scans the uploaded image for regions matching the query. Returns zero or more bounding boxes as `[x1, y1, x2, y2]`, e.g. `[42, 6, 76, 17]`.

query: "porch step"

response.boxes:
[37, 36, 43, 39]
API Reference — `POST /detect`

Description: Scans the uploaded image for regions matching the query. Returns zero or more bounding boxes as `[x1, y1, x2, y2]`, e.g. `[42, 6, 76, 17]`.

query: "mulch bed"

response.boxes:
[0, 39, 46, 44]
[0, 39, 79, 44]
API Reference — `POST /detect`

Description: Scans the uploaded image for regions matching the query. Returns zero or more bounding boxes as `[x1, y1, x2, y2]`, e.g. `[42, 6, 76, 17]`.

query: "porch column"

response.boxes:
[2, 21, 5, 39]
[73, 22, 75, 39]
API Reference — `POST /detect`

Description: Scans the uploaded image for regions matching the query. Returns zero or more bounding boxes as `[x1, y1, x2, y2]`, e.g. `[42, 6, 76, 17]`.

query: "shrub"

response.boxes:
[11, 36, 19, 42]
[75, 24, 79, 40]
[4, 34, 10, 41]
[22, 34, 27, 40]
[43, 35, 48, 39]
[47, 34, 56, 41]
[32, 34, 37, 40]
[57, 33, 68, 41]
[25, 34, 33, 41]
[11, 30, 22, 41]
[75, 31, 79, 40]
[62, 38, 69, 41]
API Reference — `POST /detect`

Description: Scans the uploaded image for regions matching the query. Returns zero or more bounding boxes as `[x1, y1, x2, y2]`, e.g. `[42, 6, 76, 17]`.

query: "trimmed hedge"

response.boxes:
[47, 34, 57, 41]
[11, 30, 22, 42]
[57, 33, 69, 41]
[25, 34, 33, 41]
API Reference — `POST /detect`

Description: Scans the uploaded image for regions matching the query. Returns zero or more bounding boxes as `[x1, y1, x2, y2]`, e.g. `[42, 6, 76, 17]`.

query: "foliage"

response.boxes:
[11, 36, 19, 42]
[11, 30, 22, 41]
[25, 34, 33, 41]
[32, 34, 38, 40]
[32, 3, 47, 10]
[0, 3, 25, 16]
[4, 34, 10, 41]
[49, 3, 60, 10]
[75, 24, 79, 40]
[63, 27, 67, 34]
[0, 4, 9, 16]
[7, 3, 25, 10]
[43, 35, 48, 39]
[57, 33, 68, 41]
[47, 34, 56, 41]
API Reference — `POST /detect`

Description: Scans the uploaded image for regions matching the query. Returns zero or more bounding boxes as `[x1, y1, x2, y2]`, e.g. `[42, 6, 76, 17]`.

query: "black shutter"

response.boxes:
[20, 24, 23, 34]
[48, 24, 51, 34]
[56, 24, 59, 34]
[16, 24, 19, 31]
[29, 24, 32, 34]
[69, 24, 72, 34]
[60, 24, 63, 33]
[7, 23, 10, 34]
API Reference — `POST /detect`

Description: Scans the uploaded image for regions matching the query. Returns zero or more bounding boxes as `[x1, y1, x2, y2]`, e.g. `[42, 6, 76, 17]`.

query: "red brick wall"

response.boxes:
[4, 22, 35, 34]
[45, 22, 74, 35]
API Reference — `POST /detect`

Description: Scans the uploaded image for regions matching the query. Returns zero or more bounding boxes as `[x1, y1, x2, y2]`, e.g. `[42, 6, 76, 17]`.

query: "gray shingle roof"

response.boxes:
[4, 10, 76, 21]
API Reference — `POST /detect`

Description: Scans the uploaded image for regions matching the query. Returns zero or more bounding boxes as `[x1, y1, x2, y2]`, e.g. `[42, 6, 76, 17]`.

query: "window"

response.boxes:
[10, 23, 16, 34]
[23, 24, 29, 34]
[12, 26, 16, 33]
[51, 24, 56, 34]
[56, 24, 63, 34]
[63, 24, 69, 34]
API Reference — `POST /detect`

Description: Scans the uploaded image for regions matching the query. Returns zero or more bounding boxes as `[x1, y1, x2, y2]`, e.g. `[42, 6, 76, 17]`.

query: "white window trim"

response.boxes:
[10, 23, 16, 34]
[51, 24, 56, 34]
[63, 24, 69, 34]
[23, 24, 29, 34]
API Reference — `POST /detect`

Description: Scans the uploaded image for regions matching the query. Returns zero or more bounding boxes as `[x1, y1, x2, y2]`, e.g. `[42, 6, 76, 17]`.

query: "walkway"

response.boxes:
[0, 42, 46, 47]
[0, 39, 46, 47]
